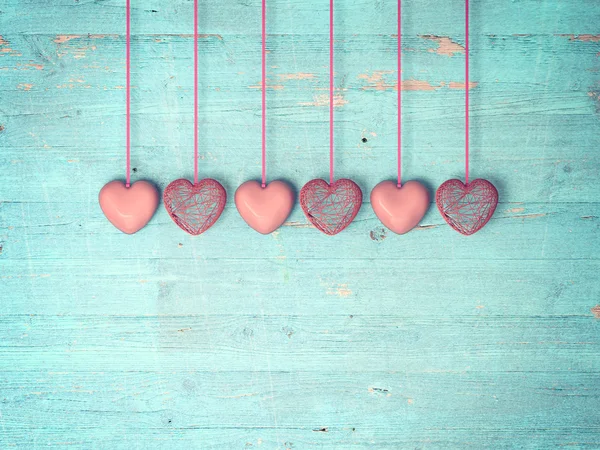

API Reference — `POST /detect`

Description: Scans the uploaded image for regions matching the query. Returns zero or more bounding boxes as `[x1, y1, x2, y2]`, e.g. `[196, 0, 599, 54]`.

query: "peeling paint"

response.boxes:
[283, 221, 314, 228]
[17, 83, 33, 91]
[277, 73, 315, 80]
[299, 94, 348, 107]
[559, 34, 600, 42]
[592, 306, 600, 319]
[249, 83, 284, 90]
[415, 224, 439, 230]
[419, 35, 465, 56]
[54, 35, 81, 44]
[513, 213, 546, 219]
[506, 208, 525, 213]
[327, 284, 352, 297]
[448, 81, 479, 90]
[370, 227, 387, 241]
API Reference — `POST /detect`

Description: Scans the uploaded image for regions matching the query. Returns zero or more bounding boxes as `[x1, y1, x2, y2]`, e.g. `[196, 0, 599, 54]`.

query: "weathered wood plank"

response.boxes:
[1, 202, 599, 261]
[2, 258, 599, 317]
[1, 371, 599, 448]
[1, 314, 598, 372]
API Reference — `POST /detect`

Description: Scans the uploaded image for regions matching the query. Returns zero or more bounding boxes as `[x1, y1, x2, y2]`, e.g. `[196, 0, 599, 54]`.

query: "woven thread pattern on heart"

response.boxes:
[163, 178, 226, 235]
[300, 179, 362, 235]
[436, 178, 498, 235]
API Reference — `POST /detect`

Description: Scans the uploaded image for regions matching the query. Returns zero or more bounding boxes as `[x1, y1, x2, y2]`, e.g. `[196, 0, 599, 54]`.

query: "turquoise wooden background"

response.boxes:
[1, 0, 600, 448]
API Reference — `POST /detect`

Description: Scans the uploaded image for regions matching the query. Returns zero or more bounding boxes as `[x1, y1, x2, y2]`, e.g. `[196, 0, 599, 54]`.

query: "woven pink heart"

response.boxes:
[436, 178, 498, 235]
[300, 178, 362, 235]
[163, 178, 226, 235]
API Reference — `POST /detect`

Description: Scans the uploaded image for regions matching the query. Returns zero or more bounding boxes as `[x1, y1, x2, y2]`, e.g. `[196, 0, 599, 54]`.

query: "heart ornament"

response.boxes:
[436, 178, 498, 235]
[235, 180, 294, 234]
[163, 178, 226, 235]
[371, 180, 429, 234]
[300, 178, 362, 235]
[99, 180, 159, 234]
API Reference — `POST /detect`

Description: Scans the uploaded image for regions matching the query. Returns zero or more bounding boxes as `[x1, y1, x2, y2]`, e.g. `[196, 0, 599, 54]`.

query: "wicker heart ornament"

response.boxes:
[163, 178, 226, 235]
[300, 179, 362, 235]
[436, 178, 498, 235]
[99, 180, 159, 234]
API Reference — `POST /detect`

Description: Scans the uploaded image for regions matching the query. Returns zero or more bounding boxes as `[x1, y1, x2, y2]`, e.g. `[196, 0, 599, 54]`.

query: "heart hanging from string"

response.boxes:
[163, 0, 226, 235]
[299, 0, 362, 235]
[371, 0, 429, 235]
[436, 0, 498, 235]
[300, 179, 362, 235]
[99, 0, 159, 234]
[235, 0, 294, 234]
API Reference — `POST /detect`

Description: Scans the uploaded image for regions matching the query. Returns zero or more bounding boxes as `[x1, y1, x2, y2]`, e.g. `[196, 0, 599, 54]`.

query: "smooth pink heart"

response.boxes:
[370, 180, 430, 234]
[99, 180, 159, 234]
[163, 178, 226, 235]
[235, 180, 294, 234]
[299, 178, 362, 235]
[436, 178, 498, 235]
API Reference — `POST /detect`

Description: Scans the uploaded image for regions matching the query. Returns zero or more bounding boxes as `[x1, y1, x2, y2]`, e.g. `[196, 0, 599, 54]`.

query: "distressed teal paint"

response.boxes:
[1, 0, 600, 448]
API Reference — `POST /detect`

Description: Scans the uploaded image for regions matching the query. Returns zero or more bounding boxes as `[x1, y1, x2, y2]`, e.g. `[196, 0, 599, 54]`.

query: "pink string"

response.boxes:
[397, 0, 402, 188]
[329, 0, 334, 184]
[465, 0, 470, 184]
[261, 0, 267, 188]
[194, 0, 199, 184]
[125, 0, 131, 187]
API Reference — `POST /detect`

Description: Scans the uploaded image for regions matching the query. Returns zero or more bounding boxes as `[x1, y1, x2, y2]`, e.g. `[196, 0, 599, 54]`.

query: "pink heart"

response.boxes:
[436, 178, 498, 235]
[300, 178, 362, 235]
[370, 180, 430, 234]
[99, 180, 159, 234]
[235, 180, 294, 234]
[163, 178, 226, 235]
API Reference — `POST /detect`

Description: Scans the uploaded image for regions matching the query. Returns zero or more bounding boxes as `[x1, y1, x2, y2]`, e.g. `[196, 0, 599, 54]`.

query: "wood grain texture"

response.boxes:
[1, 0, 599, 448]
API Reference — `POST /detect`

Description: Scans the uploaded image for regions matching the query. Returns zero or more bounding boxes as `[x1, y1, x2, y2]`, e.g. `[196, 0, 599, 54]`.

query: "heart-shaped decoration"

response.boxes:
[99, 180, 159, 234]
[300, 178, 362, 235]
[371, 180, 430, 234]
[436, 178, 498, 235]
[235, 180, 294, 234]
[163, 178, 226, 235]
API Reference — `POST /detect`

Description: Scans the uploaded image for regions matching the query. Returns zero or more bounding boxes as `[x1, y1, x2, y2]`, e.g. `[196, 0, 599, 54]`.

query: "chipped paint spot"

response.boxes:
[419, 35, 465, 56]
[277, 73, 315, 80]
[17, 83, 33, 91]
[506, 207, 525, 213]
[513, 213, 546, 219]
[358, 70, 395, 90]
[407, 398, 414, 405]
[25, 63, 44, 70]
[370, 227, 387, 241]
[299, 94, 348, 107]
[327, 284, 352, 297]
[54, 35, 81, 44]
[283, 221, 314, 228]
[449, 81, 479, 90]
[592, 306, 600, 319]
[415, 224, 439, 230]
[559, 34, 600, 42]
[249, 83, 284, 90]
[0, 35, 20, 55]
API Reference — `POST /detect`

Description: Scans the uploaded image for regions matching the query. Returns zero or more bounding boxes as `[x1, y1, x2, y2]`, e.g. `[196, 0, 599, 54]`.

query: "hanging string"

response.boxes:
[125, 0, 131, 187]
[194, 0, 199, 184]
[329, 0, 334, 184]
[465, 0, 470, 184]
[397, 0, 402, 187]
[261, 0, 267, 188]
